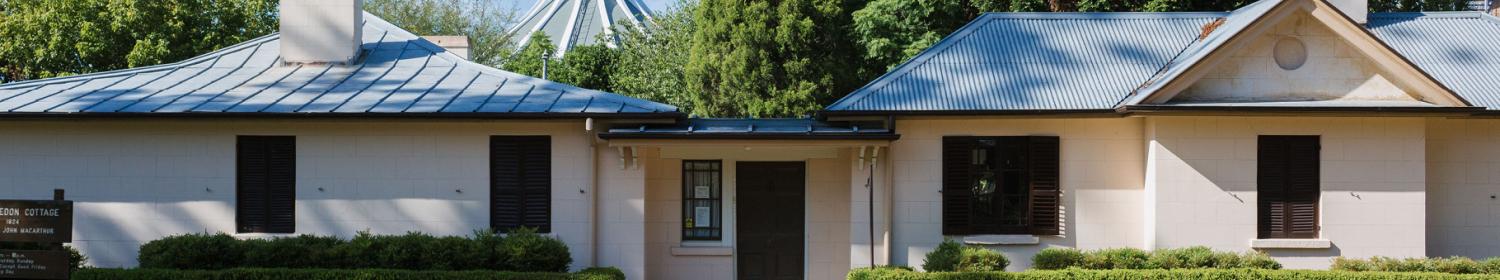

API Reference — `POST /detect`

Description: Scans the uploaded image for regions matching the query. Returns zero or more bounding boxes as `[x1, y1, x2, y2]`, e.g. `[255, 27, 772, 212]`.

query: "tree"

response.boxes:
[551, 44, 619, 92]
[364, 0, 520, 68]
[685, 0, 867, 117]
[0, 0, 277, 82]
[1369, 0, 1468, 12]
[609, 1, 699, 112]
[506, 33, 560, 79]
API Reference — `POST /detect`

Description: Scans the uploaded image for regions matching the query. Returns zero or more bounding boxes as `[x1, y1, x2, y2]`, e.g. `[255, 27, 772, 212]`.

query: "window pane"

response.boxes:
[683, 160, 722, 241]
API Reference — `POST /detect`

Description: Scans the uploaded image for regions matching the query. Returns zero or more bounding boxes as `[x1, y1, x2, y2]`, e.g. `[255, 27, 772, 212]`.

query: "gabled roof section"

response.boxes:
[1369, 12, 1500, 110]
[824, 12, 1224, 114]
[1120, 0, 1468, 108]
[0, 13, 678, 118]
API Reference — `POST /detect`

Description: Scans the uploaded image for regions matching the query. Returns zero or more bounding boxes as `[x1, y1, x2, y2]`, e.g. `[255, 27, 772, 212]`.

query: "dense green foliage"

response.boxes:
[0, 0, 277, 82]
[847, 267, 1500, 280]
[956, 246, 1010, 272]
[363, 0, 519, 67]
[1030, 246, 1280, 270]
[136, 229, 570, 272]
[922, 239, 965, 272]
[1334, 256, 1500, 274]
[923, 239, 1009, 272]
[683, 0, 867, 117]
[608, 2, 698, 112]
[73, 268, 625, 280]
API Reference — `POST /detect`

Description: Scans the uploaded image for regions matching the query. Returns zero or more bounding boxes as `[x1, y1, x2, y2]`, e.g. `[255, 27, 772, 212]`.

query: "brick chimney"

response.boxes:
[422, 36, 471, 60]
[1490, 0, 1499, 16]
[279, 0, 363, 65]
[1327, 0, 1368, 24]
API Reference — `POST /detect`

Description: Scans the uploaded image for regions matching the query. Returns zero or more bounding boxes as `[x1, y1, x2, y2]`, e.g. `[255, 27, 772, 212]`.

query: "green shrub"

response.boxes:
[1028, 246, 1279, 270]
[73, 268, 625, 280]
[1085, 248, 1149, 269]
[498, 227, 572, 272]
[922, 239, 963, 272]
[1031, 248, 1085, 270]
[138, 232, 243, 269]
[137, 229, 574, 271]
[242, 234, 345, 268]
[1335, 256, 1499, 274]
[575, 267, 626, 280]
[846, 267, 1500, 280]
[955, 247, 1008, 272]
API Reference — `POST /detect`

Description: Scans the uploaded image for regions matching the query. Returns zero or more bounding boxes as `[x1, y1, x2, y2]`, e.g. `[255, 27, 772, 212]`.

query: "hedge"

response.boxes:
[1031, 246, 1280, 270]
[73, 268, 625, 280]
[138, 228, 570, 272]
[1333, 256, 1500, 274]
[847, 268, 1500, 280]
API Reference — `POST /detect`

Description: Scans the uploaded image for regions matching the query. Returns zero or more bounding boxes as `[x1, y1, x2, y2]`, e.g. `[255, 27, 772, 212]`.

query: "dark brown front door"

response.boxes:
[737, 162, 805, 280]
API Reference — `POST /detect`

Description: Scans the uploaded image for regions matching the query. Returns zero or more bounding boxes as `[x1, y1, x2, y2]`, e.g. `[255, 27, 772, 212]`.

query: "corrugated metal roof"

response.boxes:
[1369, 12, 1500, 109]
[825, 12, 1227, 112]
[0, 13, 678, 117]
[1120, 0, 1279, 106]
[598, 118, 896, 139]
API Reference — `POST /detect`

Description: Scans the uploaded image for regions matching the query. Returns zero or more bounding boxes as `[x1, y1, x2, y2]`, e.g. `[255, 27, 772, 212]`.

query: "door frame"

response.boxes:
[733, 161, 809, 280]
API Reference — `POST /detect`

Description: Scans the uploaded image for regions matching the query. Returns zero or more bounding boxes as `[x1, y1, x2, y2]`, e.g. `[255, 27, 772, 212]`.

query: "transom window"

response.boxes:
[682, 160, 723, 241]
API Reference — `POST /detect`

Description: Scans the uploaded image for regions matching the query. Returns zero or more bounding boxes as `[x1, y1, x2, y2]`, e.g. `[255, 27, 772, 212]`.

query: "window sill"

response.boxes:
[1250, 239, 1331, 249]
[671, 246, 733, 256]
[962, 235, 1040, 245]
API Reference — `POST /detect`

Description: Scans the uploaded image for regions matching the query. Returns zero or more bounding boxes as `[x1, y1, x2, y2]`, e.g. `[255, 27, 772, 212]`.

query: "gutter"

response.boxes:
[0, 112, 688, 120]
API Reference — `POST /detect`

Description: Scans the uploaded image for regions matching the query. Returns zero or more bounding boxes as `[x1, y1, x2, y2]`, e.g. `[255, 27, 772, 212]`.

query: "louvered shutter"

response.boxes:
[491, 136, 551, 233]
[1258, 136, 1319, 239]
[941, 137, 975, 235]
[1027, 136, 1061, 235]
[237, 136, 295, 233]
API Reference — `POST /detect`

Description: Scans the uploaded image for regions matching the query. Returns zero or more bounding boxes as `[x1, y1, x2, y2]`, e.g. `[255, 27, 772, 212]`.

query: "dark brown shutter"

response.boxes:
[1027, 136, 1061, 235]
[941, 137, 975, 235]
[1258, 136, 1319, 239]
[491, 136, 551, 233]
[237, 136, 295, 233]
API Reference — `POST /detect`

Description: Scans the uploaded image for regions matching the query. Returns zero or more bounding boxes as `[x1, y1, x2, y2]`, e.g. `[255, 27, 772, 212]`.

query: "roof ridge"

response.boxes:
[979, 11, 1230, 19]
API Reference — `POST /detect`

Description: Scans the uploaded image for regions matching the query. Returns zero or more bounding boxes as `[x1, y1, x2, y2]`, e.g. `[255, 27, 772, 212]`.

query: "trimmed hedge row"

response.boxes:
[1031, 246, 1280, 270]
[1334, 256, 1500, 274]
[923, 239, 1010, 272]
[138, 228, 570, 272]
[73, 267, 624, 280]
[847, 268, 1500, 280]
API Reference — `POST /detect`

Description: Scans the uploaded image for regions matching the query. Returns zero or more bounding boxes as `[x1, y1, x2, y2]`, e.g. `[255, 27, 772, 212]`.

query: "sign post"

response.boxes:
[0, 189, 73, 279]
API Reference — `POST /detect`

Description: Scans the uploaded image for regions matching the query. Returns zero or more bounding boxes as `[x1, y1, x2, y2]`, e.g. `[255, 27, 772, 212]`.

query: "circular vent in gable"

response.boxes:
[1273, 37, 1308, 70]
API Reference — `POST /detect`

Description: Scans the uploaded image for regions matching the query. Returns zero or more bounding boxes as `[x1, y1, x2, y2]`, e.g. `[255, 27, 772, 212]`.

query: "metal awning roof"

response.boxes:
[599, 118, 898, 140]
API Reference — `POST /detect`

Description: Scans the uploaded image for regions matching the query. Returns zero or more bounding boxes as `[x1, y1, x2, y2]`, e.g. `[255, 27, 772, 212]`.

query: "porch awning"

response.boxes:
[598, 118, 898, 140]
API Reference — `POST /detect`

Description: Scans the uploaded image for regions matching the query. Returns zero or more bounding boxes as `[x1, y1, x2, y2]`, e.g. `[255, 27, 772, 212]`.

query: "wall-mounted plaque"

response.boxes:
[0, 250, 69, 279]
[0, 200, 72, 243]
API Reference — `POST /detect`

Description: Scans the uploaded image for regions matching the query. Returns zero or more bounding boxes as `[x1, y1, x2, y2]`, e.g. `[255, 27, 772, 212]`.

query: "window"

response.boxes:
[237, 136, 296, 233]
[490, 136, 552, 233]
[941, 136, 1060, 235]
[682, 160, 722, 241]
[1257, 135, 1320, 239]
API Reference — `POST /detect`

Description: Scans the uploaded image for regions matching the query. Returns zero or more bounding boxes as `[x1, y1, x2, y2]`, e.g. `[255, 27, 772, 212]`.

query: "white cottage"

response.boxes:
[5, 0, 1500, 279]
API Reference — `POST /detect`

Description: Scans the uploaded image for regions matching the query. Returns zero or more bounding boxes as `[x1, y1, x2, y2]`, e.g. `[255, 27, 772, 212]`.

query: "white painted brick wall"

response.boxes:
[0, 120, 592, 269]
[1426, 119, 1500, 258]
[889, 118, 1147, 271]
[1146, 117, 1426, 269]
[1180, 14, 1411, 103]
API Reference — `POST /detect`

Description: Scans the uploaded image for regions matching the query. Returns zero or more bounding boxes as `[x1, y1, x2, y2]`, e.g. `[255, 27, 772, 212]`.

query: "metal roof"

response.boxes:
[509, 0, 654, 56]
[0, 13, 678, 118]
[1369, 12, 1500, 109]
[825, 12, 1226, 112]
[828, 0, 1500, 114]
[599, 118, 897, 140]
